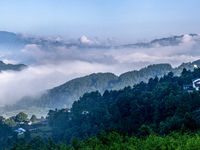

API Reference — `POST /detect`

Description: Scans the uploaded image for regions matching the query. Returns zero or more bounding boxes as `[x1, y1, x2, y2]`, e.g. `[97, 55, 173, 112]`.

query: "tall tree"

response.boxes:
[15, 112, 28, 122]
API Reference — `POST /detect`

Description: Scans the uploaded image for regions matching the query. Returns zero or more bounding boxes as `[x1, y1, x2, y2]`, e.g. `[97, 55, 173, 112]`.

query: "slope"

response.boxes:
[0, 61, 27, 72]
[3, 60, 200, 117]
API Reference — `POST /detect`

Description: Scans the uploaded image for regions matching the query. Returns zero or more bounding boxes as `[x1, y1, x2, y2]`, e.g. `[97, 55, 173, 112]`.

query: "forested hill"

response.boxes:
[9, 63, 173, 111]
[115, 59, 200, 89]
[4, 67, 200, 150]
[0, 60, 27, 72]
[5, 59, 200, 114]
[47, 67, 200, 145]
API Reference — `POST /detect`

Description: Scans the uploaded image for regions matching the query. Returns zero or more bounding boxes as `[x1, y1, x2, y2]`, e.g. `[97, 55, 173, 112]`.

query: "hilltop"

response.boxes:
[0, 61, 27, 72]
[2, 59, 200, 117]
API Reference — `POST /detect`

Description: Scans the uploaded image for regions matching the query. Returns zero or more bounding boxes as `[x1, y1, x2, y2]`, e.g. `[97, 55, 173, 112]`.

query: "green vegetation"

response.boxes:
[4, 60, 200, 117]
[0, 118, 12, 149]
[15, 112, 28, 122]
[6, 131, 200, 149]
[2, 67, 200, 149]
[45, 68, 200, 144]
[30, 115, 37, 122]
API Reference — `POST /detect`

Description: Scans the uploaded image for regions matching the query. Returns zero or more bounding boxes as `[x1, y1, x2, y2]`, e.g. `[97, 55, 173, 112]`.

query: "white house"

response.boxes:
[192, 78, 200, 91]
[14, 128, 26, 135]
[183, 78, 200, 92]
[27, 120, 32, 125]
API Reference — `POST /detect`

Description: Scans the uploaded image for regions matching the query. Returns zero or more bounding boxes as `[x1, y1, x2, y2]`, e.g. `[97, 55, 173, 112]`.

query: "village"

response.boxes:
[13, 117, 52, 138]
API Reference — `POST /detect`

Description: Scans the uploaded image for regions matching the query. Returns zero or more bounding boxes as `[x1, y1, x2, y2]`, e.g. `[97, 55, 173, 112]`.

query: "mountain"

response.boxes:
[4, 62, 200, 150]
[114, 63, 173, 90]
[0, 31, 22, 48]
[47, 67, 200, 144]
[0, 31, 198, 50]
[10, 73, 118, 109]
[0, 61, 27, 72]
[117, 34, 198, 48]
[176, 59, 200, 71]
[3, 60, 200, 118]
[0, 31, 109, 50]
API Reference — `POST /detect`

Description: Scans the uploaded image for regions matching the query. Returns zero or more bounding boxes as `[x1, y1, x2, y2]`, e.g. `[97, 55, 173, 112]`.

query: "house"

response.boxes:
[192, 78, 200, 91]
[183, 78, 200, 92]
[183, 84, 193, 92]
[27, 120, 32, 125]
[14, 128, 26, 135]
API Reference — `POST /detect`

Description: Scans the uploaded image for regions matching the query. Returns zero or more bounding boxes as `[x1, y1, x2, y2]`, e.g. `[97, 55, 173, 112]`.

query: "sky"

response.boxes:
[1, 0, 200, 43]
[1, 0, 200, 105]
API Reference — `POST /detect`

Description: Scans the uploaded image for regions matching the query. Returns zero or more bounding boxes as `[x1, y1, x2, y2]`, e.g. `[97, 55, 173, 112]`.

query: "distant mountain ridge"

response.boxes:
[0, 31, 198, 49]
[0, 61, 27, 72]
[117, 34, 198, 48]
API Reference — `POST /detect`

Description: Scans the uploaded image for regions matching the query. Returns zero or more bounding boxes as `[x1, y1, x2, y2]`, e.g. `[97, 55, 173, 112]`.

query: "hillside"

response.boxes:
[2, 60, 200, 118]
[4, 64, 172, 111]
[46, 67, 200, 145]
[3, 67, 200, 149]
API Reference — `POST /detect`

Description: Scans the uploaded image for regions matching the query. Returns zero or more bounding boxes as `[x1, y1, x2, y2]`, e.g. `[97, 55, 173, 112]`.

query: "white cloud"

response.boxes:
[19, 33, 200, 69]
[0, 61, 116, 105]
[2, 33, 200, 105]
[80, 36, 100, 45]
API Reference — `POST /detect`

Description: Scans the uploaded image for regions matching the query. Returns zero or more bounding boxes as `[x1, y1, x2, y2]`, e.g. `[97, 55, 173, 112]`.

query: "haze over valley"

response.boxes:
[1, 31, 200, 107]
[2, 1, 200, 149]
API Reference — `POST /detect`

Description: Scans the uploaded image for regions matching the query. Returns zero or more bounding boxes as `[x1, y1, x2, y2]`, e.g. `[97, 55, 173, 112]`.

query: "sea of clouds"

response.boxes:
[0, 33, 200, 105]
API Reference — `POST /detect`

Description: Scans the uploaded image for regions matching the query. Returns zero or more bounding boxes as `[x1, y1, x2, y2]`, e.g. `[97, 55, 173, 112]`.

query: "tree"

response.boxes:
[0, 116, 5, 123]
[24, 130, 31, 140]
[30, 115, 37, 122]
[5, 117, 17, 127]
[15, 112, 28, 122]
[137, 125, 151, 138]
[181, 68, 189, 76]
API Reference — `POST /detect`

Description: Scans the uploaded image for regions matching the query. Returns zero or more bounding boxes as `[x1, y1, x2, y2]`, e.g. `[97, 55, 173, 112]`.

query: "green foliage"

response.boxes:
[15, 112, 28, 122]
[8, 131, 200, 149]
[0, 121, 12, 149]
[4, 61, 199, 115]
[30, 114, 37, 122]
[5, 117, 17, 127]
[116, 64, 172, 90]
[71, 131, 200, 150]
[5, 67, 200, 149]
[137, 125, 152, 138]
[4, 64, 200, 150]
[24, 130, 31, 140]
[46, 68, 200, 144]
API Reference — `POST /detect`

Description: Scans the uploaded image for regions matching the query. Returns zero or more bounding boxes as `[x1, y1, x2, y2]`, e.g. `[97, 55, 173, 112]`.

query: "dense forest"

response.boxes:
[3, 60, 200, 118]
[46, 68, 200, 143]
[2, 67, 200, 149]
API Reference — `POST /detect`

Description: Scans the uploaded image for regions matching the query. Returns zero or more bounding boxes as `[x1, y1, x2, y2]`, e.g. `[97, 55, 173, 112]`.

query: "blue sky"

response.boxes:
[1, 0, 200, 43]
[1, 0, 200, 105]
